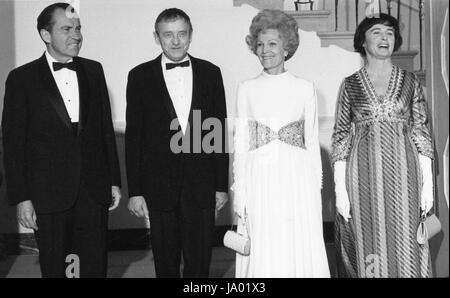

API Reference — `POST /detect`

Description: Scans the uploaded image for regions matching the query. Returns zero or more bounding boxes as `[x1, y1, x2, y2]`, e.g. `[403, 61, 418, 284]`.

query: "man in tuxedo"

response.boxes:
[126, 8, 229, 277]
[1, 3, 121, 278]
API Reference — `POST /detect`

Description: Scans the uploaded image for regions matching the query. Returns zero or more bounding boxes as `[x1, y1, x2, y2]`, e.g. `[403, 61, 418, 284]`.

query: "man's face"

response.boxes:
[41, 8, 83, 62]
[154, 18, 192, 62]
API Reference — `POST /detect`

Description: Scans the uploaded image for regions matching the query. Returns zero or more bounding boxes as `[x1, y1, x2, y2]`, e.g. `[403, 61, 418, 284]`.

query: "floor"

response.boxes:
[0, 244, 337, 278]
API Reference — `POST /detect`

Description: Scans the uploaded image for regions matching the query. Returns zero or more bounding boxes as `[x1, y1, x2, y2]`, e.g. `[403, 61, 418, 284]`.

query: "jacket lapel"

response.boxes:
[38, 54, 72, 131]
[187, 55, 202, 128]
[74, 57, 90, 135]
[153, 55, 177, 120]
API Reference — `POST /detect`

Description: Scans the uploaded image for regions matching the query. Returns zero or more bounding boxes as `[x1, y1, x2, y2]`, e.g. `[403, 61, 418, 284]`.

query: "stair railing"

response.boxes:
[325, 0, 425, 71]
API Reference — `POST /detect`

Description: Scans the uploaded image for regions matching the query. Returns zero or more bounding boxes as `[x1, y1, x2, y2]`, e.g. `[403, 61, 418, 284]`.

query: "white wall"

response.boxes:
[10, 0, 261, 127]
[1, 0, 364, 232]
[8, 0, 363, 124]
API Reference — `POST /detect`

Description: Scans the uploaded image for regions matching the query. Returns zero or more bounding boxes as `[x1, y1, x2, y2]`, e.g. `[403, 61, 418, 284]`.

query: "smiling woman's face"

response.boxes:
[256, 29, 287, 75]
[363, 24, 395, 60]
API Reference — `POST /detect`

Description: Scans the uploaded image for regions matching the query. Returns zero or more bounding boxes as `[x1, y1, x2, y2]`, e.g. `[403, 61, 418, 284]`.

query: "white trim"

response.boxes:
[441, 9, 449, 97]
[441, 8, 449, 207]
[113, 121, 126, 134]
[444, 138, 449, 207]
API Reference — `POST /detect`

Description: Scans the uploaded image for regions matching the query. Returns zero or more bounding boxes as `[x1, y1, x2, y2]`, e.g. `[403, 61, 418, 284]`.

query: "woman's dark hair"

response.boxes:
[353, 13, 403, 57]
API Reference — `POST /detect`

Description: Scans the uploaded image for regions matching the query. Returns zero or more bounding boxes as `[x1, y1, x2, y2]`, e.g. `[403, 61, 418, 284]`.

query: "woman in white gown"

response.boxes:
[232, 9, 330, 278]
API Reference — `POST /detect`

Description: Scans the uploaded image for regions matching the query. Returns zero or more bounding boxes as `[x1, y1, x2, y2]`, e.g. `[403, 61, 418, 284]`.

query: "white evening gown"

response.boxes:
[232, 71, 330, 278]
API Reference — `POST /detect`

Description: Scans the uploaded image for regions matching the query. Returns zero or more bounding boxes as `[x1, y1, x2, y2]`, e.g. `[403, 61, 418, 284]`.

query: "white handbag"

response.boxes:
[223, 211, 251, 256]
[417, 213, 441, 245]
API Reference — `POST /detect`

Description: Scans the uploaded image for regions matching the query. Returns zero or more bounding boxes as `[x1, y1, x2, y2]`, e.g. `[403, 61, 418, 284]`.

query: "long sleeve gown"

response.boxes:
[233, 71, 330, 278]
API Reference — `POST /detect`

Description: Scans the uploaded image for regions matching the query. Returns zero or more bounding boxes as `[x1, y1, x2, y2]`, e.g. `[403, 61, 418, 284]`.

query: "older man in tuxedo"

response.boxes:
[1, 3, 121, 277]
[126, 8, 229, 277]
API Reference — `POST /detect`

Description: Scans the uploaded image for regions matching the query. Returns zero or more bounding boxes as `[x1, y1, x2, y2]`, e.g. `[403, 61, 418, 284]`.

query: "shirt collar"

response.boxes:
[161, 53, 190, 68]
[45, 51, 74, 72]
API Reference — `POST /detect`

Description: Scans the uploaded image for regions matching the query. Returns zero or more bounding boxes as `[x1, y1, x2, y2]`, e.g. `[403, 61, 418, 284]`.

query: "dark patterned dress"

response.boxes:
[331, 66, 434, 278]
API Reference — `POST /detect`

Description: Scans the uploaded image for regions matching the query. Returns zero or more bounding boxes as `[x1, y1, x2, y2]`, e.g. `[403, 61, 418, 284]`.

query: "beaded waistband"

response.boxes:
[249, 120, 306, 150]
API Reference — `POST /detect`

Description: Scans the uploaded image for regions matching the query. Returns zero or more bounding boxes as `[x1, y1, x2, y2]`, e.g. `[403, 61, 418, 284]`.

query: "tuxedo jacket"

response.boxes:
[125, 55, 229, 211]
[1, 54, 121, 214]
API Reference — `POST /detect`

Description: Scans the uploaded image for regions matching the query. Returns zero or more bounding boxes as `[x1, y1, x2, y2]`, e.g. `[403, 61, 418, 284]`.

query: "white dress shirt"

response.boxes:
[161, 54, 193, 134]
[46, 51, 80, 123]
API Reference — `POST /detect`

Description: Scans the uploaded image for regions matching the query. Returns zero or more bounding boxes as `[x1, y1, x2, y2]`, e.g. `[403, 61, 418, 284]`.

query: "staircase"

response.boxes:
[234, 0, 426, 84]
[286, 10, 421, 76]
[285, 10, 419, 71]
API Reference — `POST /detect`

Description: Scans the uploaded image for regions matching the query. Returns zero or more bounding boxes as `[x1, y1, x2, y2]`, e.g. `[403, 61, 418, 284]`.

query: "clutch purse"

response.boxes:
[417, 213, 441, 245]
[223, 211, 251, 256]
[223, 230, 251, 256]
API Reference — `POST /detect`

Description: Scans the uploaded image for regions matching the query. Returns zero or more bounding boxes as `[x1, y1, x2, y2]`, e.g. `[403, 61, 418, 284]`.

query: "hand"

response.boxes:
[419, 155, 434, 214]
[215, 191, 228, 211]
[234, 204, 246, 221]
[109, 186, 122, 211]
[17, 200, 38, 230]
[231, 183, 245, 219]
[234, 204, 244, 219]
[128, 196, 149, 219]
[233, 195, 245, 219]
[334, 161, 351, 222]
[336, 190, 351, 222]
[421, 182, 434, 214]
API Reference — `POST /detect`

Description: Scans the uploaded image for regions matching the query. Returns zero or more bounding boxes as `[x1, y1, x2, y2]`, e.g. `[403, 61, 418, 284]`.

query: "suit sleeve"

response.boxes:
[212, 68, 229, 193]
[98, 64, 121, 187]
[1, 70, 29, 206]
[125, 70, 143, 197]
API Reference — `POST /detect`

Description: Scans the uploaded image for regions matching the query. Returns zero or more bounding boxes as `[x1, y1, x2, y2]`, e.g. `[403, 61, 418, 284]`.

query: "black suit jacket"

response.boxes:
[1, 54, 121, 214]
[125, 55, 228, 211]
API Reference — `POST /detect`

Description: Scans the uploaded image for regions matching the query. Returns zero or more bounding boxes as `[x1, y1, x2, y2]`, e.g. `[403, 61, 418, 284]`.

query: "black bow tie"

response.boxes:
[53, 61, 76, 72]
[166, 60, 190, 70]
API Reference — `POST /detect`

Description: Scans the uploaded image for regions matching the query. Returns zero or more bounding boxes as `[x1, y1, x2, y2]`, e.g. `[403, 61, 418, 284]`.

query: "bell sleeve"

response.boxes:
[304, 83, 323, 189]
[410, 74, 434, 159]
[331, 79, 354, 164]
[231, 82, 250, 216]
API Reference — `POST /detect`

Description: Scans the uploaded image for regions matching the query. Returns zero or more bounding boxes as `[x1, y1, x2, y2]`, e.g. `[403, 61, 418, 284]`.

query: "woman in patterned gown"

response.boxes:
[332, 14, 434, 278]
[232, 9, 330, 277]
